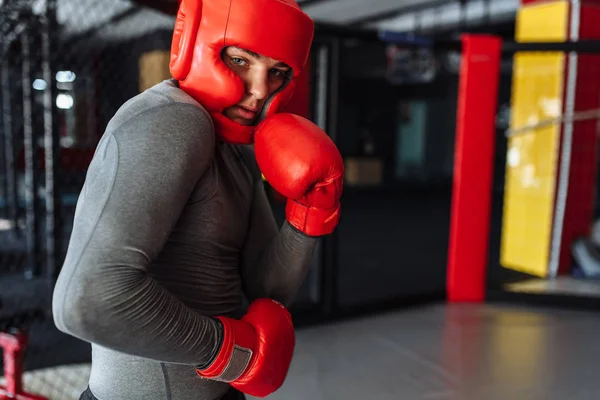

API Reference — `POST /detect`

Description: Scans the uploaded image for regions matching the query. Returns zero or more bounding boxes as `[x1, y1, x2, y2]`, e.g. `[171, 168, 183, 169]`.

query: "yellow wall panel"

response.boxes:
[500, 1, 568, 277]
[515, 1, 569, 42]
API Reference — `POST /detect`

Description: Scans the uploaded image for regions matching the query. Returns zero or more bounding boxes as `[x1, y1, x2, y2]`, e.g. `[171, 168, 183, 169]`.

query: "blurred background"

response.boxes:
[2, 0, 600, 399]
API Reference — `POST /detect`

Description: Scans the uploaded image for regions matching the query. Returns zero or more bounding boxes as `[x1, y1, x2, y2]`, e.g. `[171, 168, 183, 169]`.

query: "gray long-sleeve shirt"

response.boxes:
[52, 79, 318, 400]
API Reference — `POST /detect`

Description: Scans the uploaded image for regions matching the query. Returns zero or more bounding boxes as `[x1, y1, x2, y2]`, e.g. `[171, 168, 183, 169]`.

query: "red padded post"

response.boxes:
[447, 35, 502, 302]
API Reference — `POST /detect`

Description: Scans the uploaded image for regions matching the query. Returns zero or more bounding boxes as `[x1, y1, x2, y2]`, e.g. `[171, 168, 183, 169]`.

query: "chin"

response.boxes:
[233, 117, 253, 126]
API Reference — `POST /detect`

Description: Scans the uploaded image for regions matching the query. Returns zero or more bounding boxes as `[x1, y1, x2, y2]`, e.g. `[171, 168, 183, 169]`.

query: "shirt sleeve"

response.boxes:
[52, 102, 222, 367]
[240, 152, 319, 307]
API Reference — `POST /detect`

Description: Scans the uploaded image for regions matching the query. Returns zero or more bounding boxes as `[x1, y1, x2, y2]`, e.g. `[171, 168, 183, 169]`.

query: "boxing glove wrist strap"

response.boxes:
[286, 199, 341, 237]
[196, 317, 256, 382]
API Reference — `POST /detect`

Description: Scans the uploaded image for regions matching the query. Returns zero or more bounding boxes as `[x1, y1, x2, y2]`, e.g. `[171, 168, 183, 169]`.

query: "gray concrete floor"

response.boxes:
[3, 303, 600, 400]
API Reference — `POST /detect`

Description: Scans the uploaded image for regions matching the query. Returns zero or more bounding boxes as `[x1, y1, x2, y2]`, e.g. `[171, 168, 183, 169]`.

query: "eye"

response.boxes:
[230, 57, 247, 66]
[269, 68, 288, 77]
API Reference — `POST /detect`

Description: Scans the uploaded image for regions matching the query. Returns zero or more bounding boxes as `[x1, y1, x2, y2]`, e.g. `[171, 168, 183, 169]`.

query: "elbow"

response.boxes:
[278, 294, 296, 309]
[52, 277, 107, 342]
[268, 289, 296, 308]
[245, 284, 296, 309]
[52, 291, 91, 341]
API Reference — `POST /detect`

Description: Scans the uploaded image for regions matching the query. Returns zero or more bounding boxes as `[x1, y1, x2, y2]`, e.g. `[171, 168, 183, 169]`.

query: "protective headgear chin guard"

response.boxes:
[170, 0, 314, 145]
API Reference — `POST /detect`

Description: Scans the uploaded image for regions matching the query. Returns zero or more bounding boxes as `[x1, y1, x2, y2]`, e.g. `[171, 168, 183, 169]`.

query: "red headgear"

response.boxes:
[170, 0, 314, 144]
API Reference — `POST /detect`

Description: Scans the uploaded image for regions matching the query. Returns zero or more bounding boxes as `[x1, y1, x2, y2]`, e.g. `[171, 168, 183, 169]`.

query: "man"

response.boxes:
[52, 1, 344, 400]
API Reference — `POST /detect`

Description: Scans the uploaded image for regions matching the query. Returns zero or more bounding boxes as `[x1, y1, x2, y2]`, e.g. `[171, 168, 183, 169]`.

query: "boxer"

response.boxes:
[52, 1, 344, 400]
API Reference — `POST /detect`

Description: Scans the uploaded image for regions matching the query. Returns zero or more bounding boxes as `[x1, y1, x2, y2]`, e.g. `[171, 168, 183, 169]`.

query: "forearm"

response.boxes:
[53, 259, 221, 367]
[244, 221, 318, 306]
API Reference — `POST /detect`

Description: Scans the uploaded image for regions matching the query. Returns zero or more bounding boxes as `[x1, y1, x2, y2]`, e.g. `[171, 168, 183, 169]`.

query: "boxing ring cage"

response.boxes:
[447, 37, 600, 309]
[308, 29, 600, 319]
[3, 2, 600, 398]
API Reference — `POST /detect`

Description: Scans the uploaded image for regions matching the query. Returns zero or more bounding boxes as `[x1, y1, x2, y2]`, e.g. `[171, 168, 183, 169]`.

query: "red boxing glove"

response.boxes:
[196, 299, 295, 398]
[255, 113, 344, 237]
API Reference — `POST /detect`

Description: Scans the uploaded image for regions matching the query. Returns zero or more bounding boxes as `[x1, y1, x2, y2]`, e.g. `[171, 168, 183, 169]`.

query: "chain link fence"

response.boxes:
[1, 1, 178, 398]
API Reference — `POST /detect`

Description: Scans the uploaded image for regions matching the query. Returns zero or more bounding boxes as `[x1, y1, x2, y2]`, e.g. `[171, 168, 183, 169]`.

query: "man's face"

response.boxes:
[221, 46, 291, 126]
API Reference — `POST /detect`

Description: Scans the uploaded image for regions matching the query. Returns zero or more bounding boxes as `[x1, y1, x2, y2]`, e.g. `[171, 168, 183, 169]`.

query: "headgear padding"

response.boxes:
[170, 0, 314, 144]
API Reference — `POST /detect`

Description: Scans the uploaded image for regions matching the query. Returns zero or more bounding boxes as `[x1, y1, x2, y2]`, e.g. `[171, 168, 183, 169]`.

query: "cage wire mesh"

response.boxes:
[1, 0, 177, 398]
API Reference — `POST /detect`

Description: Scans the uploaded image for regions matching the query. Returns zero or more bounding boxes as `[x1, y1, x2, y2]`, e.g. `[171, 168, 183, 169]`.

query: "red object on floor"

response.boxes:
[0, 330, 48, 400]
[446, 35, 502, 303]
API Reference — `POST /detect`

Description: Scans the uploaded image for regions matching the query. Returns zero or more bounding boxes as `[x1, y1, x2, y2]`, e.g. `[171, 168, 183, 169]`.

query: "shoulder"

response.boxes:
[105, 80, 215, 155]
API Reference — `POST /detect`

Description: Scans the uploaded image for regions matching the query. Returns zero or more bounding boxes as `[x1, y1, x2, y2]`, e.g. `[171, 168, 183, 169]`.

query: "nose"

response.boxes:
[246, 68, 270, 101]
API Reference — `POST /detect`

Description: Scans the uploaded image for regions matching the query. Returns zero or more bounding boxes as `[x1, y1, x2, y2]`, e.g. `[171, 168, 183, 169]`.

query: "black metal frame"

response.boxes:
[1, 60, 19, 236]
[316, 36, 342, 318]
[41, 0, 61, 285]
[0, 1, 62, 284]
[20, 23, 43, 279]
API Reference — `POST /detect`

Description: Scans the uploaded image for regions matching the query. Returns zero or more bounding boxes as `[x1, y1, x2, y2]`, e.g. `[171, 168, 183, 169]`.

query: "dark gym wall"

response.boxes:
[332, 41, 460, 307]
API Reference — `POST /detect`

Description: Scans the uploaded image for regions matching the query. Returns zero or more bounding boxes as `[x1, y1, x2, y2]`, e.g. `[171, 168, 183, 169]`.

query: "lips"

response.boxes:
[239, 105, 258, 113]
[235, 105, 258, 120]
